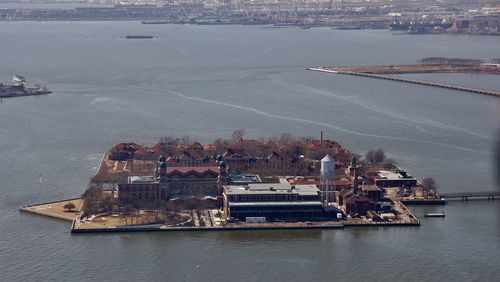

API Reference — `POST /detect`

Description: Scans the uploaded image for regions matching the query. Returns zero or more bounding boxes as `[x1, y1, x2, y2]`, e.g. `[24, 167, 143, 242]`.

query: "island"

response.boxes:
[22, 131, 458, 233]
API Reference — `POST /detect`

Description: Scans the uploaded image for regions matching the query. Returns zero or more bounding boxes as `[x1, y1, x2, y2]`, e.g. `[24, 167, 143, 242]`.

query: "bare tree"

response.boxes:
[101, 195, 115, 213]
[297, 136, 315, 144]
[374, 149, 386, 164]
[181, 135, 192, 146]
[268, 135, 279, 144]
[123, 204, 134, 225]
[163, 201, 180, 223]
[81, 185, 104, 217]
[213, 138, 227, 154]
[421, 177, 438, 197]
[365, 148, 386, 164]
[63, 202, 76, 212]
[278, 133, 294, 145]
[151, 200, 167, 223]
[334, 148, 351, 164]
[158, 137, 176, 156]
[365, 150, 376, 165]
[231, 129, 245, 142]
[159, 136, 179, 146]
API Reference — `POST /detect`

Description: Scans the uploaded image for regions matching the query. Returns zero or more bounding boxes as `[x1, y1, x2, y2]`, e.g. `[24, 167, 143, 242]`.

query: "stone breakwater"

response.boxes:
[308, 66, 500, 98]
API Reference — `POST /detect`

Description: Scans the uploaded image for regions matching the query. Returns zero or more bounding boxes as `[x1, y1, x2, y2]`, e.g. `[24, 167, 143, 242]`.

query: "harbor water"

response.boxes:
[0, 22, 499, 281]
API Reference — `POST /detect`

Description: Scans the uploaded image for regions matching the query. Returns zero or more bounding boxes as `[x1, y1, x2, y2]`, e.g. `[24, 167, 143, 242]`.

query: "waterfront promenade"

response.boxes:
[70, 218, 418, 233]
[20, 190, 499, 234]
[20, 197, 420, 234]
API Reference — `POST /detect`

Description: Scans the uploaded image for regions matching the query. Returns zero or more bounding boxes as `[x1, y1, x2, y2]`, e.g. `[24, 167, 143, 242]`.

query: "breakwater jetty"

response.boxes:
[308, 67, 500, 98]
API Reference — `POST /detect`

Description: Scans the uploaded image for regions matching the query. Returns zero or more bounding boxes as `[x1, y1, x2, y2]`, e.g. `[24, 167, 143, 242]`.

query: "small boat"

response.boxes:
[424, 212, 445, 217]
[125, 35, 154, 39]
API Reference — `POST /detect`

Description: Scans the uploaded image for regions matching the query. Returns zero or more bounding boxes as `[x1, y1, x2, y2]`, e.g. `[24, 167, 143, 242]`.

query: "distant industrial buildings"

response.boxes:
[1, 1, 498, 35]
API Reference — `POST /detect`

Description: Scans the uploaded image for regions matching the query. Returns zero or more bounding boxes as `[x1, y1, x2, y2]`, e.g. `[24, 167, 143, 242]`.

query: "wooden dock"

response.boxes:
[308, 67, 500, 98]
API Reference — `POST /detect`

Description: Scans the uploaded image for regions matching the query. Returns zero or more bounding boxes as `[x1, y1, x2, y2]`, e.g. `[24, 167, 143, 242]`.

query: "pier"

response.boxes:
[441, 191, 500, 201]
[308, 67, 500, 98]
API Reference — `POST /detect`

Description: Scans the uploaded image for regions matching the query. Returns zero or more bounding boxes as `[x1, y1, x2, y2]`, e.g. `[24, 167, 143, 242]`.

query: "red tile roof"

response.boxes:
[191, 141, 203, 148]
[289, 178, 320, 185]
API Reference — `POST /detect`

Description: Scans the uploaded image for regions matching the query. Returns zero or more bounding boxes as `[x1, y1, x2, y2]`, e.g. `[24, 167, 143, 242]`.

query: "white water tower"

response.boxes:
[320, 154, 335, 206]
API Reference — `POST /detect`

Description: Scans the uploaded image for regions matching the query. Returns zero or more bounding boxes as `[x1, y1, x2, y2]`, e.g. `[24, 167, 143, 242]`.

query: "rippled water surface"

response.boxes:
[0, 22, 499, 281]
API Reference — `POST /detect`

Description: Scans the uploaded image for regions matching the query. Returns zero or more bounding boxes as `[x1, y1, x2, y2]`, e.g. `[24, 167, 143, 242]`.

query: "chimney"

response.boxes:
[353, 167, 359, 195]
[320, 131, 323, 145]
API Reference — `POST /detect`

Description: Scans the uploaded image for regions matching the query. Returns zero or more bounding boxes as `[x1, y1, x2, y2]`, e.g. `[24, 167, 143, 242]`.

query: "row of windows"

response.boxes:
[119, 185, 157, 192]
[231, 211, 323, 220]
[121, 189, 168, 201]
[230, 206, 322, 212]
[120, 184, 218, 192]
[168, 174, 218, 179]
[228, 194, 298, 202]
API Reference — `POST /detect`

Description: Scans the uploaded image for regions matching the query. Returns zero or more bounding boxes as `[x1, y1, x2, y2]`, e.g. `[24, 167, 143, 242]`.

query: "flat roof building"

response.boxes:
[375, 170, 417, 188]
[223, 183, 323, 222]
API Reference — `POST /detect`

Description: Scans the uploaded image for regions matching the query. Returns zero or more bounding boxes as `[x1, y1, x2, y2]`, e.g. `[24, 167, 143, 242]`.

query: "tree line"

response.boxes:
[418, 57, 483, 66]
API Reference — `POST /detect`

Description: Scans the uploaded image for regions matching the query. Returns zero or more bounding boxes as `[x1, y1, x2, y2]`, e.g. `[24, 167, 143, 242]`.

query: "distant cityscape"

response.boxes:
[1, 0, 499, 35]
